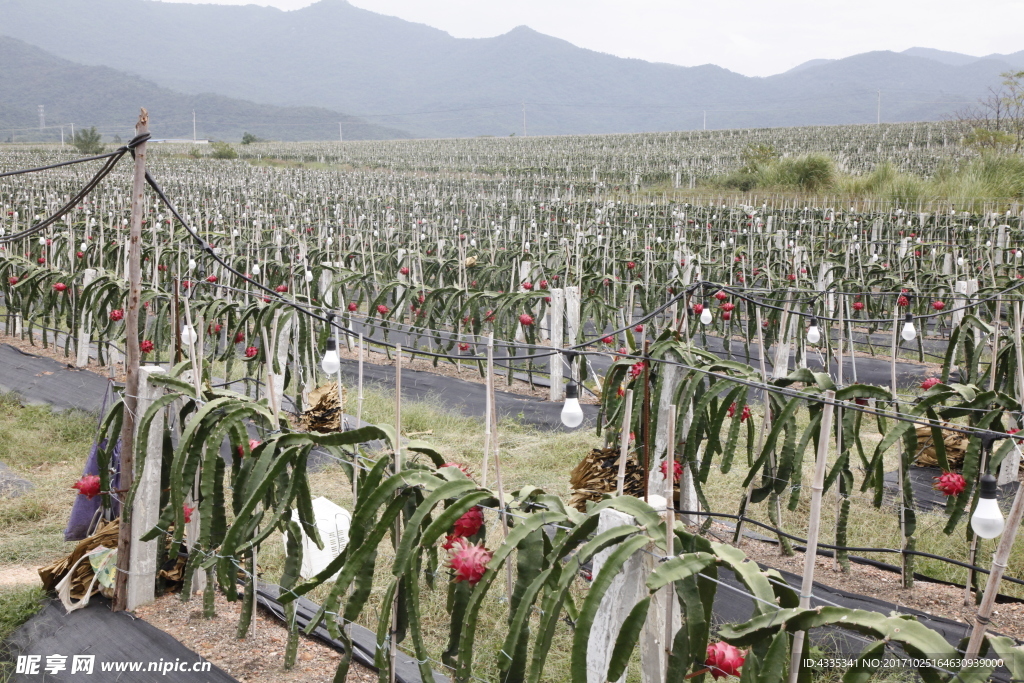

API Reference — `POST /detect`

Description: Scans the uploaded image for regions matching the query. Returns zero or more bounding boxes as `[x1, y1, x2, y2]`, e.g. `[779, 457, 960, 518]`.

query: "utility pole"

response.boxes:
[71, 123, 75, 141]
[877, 90, 881, 125]
[113, 108, 149, 612]
[522, 102, 527, 137]
[339, 121, 343, 142]
[60, 127, 64, 149]
[703, 110, 706, 130]
[38, 105, 45, 130]
[192, 110, 196, 141]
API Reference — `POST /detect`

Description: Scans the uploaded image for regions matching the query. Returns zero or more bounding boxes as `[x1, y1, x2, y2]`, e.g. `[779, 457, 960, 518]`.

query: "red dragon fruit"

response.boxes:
[934, 471, 966, 497]
[447, 538, 492, 585]
[705, 641, 745, 679]
[71, 475, 101, 499]
[452, 506, 484, 537]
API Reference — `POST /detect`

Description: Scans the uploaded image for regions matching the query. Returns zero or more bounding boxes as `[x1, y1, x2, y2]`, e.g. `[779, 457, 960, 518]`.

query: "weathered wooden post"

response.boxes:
[113, 109, 148, 612]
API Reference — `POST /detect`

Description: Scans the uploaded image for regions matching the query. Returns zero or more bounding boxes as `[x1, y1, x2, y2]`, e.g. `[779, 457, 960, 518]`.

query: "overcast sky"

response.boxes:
[155, 0, 1024, 77]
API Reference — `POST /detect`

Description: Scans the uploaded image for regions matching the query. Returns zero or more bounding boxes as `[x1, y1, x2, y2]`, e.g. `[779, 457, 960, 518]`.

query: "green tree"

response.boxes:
[209, 141, 238, 159]
[240, 132, 262, 145]
[72, 127, 104, 154]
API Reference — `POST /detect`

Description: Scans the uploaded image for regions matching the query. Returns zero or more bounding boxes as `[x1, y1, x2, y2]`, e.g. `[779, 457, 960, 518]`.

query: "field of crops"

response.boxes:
[2, 121, 1023, 683]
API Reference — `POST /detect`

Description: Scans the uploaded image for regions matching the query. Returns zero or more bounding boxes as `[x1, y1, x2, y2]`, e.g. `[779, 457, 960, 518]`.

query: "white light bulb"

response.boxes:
[187, 259, 197, 272]
[470, 239, 476, 247]
[560, 383, 584, 429]
[275, 233, 282, 245]
[304, 270, 314, 283]
[807, 324, 821, 344]
[957, 257, 965, 267]
[321, 338, 341, 374]
[80, 242, 87, 251]
[232, 229, 239, 237]
[700, 308, 713, 325]
[901, 318, 917, 342]
[181, 325, 198, 346]
[986, 240, 992, 247]
[971, 475, 1005, 539]
[38, 236, 47, 246]
[252, 264, 260, 276]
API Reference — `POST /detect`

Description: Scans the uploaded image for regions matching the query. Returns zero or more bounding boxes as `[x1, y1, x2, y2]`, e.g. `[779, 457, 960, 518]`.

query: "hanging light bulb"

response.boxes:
[806, 318, 821, 344]
[38, 236, 47, 246]
[80, 242, 87, 251]
[957, 257, 965, 267]
[187, 258, 197, 272]
[304, 270, 314, 283]
[251, 264, 261, 276]
[321, 337, 341, 374]
[560, 381, 584, 429]
[971, 474, 1005, 539]
[700, 307, 713, 325]
[275, 233, 283, 245]
[181, 324, 198, 346]
[901, 313, 917, 341]
[232, 229, 240, 237]
[469, 238, 477, 247]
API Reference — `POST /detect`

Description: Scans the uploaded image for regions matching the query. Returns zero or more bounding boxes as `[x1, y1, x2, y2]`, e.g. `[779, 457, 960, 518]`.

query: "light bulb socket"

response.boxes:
[325, 338, 336, 352]
[979, 473, 998, 499]
[566, 382, 579, 399]
[904, 312, 913, 324]
[809, 317, 818, 327]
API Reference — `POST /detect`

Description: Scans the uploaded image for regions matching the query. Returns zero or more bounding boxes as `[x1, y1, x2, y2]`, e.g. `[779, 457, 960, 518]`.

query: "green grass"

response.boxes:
[0, 393, 96, 566]
[0, 585, 47, 682]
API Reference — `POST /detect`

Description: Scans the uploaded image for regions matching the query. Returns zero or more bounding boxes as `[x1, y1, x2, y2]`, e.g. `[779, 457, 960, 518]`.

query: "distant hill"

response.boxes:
[0, 0, 1020, 138]
[0, 36, 408, 143]
[902, 47, 1024, 70]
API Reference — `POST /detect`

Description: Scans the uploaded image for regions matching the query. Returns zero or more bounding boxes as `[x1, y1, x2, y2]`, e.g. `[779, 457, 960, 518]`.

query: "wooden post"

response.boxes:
[787, 390, 835, 683]
[963, 466, 1024, 659]
[113, 109, 148, 613]
[127, 365, 166, 609]
[482, 335, 494, 489]
[356, 334, 365, 426]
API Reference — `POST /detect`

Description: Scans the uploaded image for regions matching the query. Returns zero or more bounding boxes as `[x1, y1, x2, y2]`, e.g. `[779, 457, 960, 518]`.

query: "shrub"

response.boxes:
[210, 141, 238, 159]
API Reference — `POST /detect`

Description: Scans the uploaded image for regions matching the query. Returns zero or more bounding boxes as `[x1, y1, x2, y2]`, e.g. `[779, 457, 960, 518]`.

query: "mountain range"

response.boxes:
[0, 0, 1021, 140]
[0, 36, 407, 143]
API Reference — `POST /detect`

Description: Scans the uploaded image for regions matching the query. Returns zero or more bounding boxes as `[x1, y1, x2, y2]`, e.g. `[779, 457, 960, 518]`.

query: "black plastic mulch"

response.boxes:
[6, 596, 236, 683]
[884, 466, 1020, 513]
[0, 344, 112, 414]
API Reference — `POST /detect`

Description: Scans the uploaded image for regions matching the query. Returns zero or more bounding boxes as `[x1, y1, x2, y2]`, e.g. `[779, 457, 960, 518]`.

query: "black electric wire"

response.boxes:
[668, 507, 1024, 588]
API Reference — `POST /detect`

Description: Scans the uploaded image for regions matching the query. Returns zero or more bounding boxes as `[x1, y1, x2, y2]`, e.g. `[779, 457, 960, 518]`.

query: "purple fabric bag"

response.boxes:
[64, 438, 121, 541]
